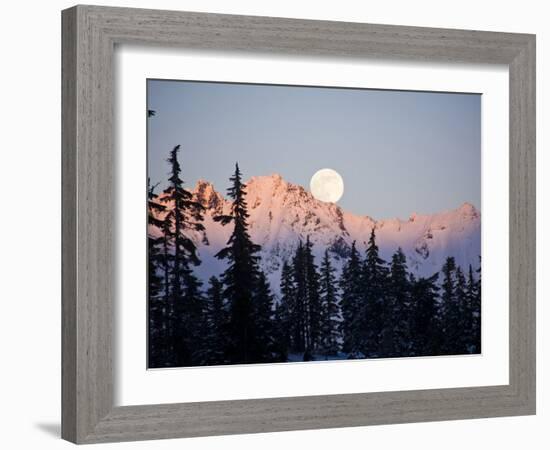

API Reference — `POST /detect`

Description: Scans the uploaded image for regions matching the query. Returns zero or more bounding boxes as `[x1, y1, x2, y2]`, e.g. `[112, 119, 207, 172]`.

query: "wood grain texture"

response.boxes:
[62, 5, 114, 442]
[61, 7, 77, 443]
[508, 36, 536, 408]
[61, 5, 536, 444]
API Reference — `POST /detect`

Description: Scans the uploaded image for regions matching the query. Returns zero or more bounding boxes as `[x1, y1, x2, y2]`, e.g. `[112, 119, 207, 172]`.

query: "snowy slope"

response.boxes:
[151, 174, 481, 296]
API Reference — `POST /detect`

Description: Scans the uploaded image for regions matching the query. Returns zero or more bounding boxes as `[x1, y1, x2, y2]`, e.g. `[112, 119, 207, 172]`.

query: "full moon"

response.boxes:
[310, 168, 344, 203]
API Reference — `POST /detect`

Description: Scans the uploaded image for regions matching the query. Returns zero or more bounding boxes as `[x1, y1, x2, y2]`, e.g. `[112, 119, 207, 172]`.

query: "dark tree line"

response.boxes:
[148, 149, 283, 367]
[148, 145, 481, 368]
[148, 145, 206, 367]
[336, 230, 481, 358]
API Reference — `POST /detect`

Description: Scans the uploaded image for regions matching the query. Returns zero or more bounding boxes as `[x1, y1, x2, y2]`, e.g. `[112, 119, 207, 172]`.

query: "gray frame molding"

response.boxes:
[62, 5, 536, 444]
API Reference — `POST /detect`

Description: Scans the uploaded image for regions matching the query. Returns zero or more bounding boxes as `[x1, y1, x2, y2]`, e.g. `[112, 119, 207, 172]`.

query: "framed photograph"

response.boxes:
[62, 5, 536, 444]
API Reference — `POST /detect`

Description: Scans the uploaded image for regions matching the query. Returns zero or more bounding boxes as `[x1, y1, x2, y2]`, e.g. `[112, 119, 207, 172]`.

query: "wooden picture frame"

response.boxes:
[62, 5, 536, 444]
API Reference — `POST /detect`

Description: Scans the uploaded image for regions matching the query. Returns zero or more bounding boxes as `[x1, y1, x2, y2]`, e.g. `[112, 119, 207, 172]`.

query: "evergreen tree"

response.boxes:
[291, 241, 308, 353]
[439, 257, 462, 354]
[339, 241, 363, 355]
[252, 271, 276, 362]
[385, 248, 412, 356]
[157, 215, 174, 365]
[214, 163, 262, 364]
[161, 145, 205, 366]
[362, 228, 388, 357]
[409, 273, 441, 356]
[147, 178, 167, 367]
[319, 250, 341, 356]
[286, 238, 322, 358]
[471, 260, 482, 353]
[147, 178, 165, 297]
[278, 260, 296, 353]
[272, 300, 289, 362]
[200, 276, 228, 365]
[180, 268, 206, 365]
[303, 236, 322, 354]
[454, 266, 470, 354]
[465, 265, 481, 354]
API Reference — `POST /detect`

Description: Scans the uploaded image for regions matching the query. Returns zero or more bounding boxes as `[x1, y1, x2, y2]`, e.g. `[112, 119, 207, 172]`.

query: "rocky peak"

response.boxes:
[247, 173, 287, 195]
[457, 202, 479, 219]
[193, 179, 224, 212]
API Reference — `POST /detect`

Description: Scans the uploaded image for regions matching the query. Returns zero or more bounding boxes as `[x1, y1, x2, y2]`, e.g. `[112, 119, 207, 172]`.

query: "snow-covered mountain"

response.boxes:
[153, 174, 481, 296]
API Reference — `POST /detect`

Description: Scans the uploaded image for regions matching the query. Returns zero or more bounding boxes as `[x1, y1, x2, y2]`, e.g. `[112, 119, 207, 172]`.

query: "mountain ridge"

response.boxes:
[151, 174, 481, 296]
[192, 173, 479, 227]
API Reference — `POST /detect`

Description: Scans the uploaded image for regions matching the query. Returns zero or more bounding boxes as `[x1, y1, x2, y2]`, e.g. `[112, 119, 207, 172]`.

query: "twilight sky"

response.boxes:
[147, 79, 480, 219]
